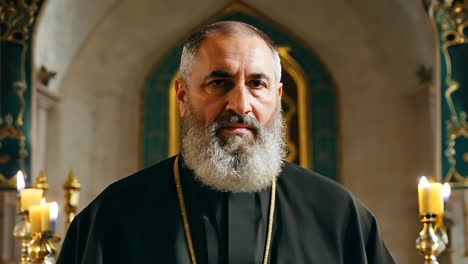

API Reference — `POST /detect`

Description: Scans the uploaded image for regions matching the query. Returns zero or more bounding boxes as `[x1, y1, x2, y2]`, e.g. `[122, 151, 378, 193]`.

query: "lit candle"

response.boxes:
[442, 183, 451, 202]
[29, 203, 43, 234]
[16, 171, 25, 195]
[49, 202, 58, 232]
[418, 176, 444, 216]
[20, 188, 43, 212]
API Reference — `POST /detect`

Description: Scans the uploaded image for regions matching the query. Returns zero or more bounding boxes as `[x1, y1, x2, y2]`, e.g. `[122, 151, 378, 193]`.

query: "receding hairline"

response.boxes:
[183, 21, 277, 55]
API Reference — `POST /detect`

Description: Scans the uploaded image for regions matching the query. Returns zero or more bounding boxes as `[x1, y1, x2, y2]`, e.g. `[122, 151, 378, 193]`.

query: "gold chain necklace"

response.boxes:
[173, 155, 276, 264]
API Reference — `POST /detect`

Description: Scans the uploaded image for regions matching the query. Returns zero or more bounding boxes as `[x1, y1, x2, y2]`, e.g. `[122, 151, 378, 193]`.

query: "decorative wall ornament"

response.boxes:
[426, 0, 468, 188]
[277, 46, 310, 168]
[422, 0, 468, 261]
[36, 65, 56, 86]
[0, 0, 39, 45]
[0, 0, 43, 189]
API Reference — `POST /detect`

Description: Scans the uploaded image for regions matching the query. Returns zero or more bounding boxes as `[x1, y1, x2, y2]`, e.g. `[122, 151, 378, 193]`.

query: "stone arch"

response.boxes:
[142, 2, 340, 180]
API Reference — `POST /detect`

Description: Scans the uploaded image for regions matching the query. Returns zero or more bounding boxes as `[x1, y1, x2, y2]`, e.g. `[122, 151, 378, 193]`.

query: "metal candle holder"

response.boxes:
[63, 169, 80, 227]
[12, 169, 79, 263]
[416, 214, 446, 264]
[28, 231, 61, 264]
[13, 210, 31, 264]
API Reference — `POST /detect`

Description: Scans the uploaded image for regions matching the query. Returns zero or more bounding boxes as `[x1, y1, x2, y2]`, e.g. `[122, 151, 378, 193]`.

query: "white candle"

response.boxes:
[20, 188, 43, 212]
[16, 171, 25, 195]
[442, 183, 451, 202]
[40, 202, 50, 232]
[49, 202, 58, 232]
[418, 176, 444, 216]
[29, 205, 42, 234]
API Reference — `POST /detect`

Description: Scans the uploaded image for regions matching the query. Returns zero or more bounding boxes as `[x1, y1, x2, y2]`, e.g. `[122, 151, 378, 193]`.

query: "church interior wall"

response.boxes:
[31, 0, 437, 263]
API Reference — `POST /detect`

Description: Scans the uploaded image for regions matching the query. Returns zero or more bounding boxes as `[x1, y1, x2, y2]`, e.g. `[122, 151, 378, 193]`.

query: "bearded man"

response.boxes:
[57, 21, 395, 264]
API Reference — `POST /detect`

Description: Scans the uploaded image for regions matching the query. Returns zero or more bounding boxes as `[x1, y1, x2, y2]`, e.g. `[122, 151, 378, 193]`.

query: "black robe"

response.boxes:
[57, 156, 395, 264]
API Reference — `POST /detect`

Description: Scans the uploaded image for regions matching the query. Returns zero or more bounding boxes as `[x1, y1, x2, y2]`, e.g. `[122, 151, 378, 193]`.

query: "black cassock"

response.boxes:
[57, 156, 395, 264]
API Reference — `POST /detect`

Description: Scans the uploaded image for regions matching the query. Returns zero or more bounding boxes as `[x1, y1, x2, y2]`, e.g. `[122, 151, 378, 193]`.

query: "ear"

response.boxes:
[175, 79, 187, 116]
[277, 82, 283, 97]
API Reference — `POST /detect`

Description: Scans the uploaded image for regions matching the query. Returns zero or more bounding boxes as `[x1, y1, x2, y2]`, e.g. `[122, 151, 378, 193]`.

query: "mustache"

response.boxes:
[212, 113, 261, 135]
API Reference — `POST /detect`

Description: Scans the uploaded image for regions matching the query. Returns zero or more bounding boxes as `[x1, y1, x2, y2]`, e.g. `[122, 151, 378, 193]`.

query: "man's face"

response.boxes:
[176, 34, 282, 140]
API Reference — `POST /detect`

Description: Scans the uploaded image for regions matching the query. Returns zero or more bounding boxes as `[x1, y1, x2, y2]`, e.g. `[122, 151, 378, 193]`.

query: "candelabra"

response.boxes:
[13, 209, 31, 264]
[12, 169, 81, 264]
[63, 169, 81, 227]
[416, 176, 451, 264]
[28, 231, 61, 264]
[34, 171, 49, 196]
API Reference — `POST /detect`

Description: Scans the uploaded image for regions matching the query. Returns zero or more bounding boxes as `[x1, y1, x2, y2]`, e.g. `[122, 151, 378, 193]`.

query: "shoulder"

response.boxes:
[75, 156, 177, 220]
[278, 161, 353, 202]
[102, 156, 176, 197]
[277, 161, 374, 224]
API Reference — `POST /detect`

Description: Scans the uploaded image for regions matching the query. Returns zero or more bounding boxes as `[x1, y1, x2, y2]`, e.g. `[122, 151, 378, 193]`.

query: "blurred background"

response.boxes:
[0, 0, 466, 263]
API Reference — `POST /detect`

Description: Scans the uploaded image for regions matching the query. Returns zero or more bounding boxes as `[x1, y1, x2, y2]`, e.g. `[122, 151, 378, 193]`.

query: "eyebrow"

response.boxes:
[249, 73, 270, 84]
[203, 70, 233, 82]
[203, 70, 271, 83]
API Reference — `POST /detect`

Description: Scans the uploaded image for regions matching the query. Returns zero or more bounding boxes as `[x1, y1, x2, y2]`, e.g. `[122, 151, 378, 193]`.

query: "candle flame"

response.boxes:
[16, 171, 25, 192]
[40, 198, 46, 205]
[419, 176, 430, 187]
[442, 183, 451, 201]
[50, 202, 58, 220]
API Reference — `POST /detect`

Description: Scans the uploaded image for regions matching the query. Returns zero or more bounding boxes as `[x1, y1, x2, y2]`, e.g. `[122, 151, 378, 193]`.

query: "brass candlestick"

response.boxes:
[34, 171, 49, 196]
[63, 169, 80, 227]
[13, 210, 31, 264]
[28, 231, 61, 264]
[416, 214, 445, 264]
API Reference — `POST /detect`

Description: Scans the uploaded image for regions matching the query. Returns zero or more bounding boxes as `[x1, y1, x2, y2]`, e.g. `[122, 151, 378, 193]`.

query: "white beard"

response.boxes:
[180, 102, 286, 192]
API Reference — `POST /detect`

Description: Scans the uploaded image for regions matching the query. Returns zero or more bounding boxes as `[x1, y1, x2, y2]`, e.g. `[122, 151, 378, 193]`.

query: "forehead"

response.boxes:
[193, 34, 275, 74]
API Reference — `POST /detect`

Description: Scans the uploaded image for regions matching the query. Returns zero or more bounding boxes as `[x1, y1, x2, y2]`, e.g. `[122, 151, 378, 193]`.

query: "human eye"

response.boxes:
[248, 79, 267, 89]
[209, 79, 227, 88]
[205, 79, 233, 94]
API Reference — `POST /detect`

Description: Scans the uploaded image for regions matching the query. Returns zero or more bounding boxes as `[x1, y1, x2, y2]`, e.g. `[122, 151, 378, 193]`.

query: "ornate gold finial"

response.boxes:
[63, 169, 81, 227]
[34, 170, 49, 194]
[36, 65, 57, 86]
[63, 169, 80, 191]
[416, 65, 433, 84]
[0, 0, 40, 45]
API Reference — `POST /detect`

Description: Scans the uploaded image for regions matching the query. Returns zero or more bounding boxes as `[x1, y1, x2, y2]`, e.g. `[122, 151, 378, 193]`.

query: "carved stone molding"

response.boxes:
[36, 82, 60, 111]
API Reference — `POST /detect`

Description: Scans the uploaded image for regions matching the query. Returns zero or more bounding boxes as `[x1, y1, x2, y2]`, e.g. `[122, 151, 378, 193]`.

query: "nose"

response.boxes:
[225, 83, 252, 115]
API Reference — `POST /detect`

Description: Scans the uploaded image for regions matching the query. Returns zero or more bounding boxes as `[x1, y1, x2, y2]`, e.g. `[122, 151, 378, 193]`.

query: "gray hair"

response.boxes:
[179, 21, 282, 84]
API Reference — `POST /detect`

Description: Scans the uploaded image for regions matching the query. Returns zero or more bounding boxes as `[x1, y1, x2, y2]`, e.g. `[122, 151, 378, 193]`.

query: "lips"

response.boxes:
[225, 123, 251, 129]
[222, 125, 251, 132]
[219, 123, 253, 136]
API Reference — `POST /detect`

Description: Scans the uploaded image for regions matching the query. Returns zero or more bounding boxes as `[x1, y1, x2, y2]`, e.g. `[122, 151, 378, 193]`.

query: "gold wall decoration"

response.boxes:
[0, 122, 27, 188]
[0, 0, 39, 45]
[427, 0, 468, 187]
[0, 0, 38, 128]
[0, 0, 42, 188]
[277, 46, 310, 168]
